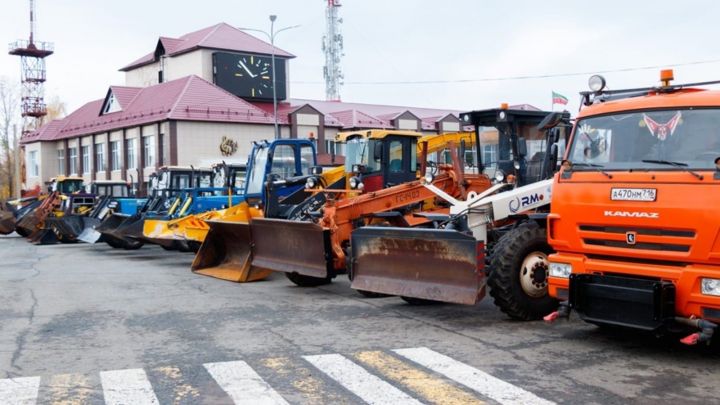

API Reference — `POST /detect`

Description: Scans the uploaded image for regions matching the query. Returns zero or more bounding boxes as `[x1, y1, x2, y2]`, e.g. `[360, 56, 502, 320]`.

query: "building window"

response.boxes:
[28, 151, 39, 177]
[126, 138, 136, 170]
[69, 147, 78, 174]
[110, 141, 121, 171]
[144, 136, 154, 168]
[82, 146, 90, 173]
[96, 143, 106, 172]
[57, 149, 65, 175]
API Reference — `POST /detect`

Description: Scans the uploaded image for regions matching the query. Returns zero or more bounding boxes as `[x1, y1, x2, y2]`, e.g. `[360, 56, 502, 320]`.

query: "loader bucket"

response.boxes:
[43, 216, 86, 243]
[0, 210, 15, 235]
[350, 227, 485, 305]
[28, 228, 60, 245]
[76, 217, 103, 243]
[249, 218, 332, 278]
[96, 213, 128, 234]
[191, 220, 271, 282]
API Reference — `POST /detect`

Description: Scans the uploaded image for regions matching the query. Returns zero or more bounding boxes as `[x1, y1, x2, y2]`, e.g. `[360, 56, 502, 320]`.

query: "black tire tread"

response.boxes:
[285, 272, 333, 287]
[487, 221, 557, 320]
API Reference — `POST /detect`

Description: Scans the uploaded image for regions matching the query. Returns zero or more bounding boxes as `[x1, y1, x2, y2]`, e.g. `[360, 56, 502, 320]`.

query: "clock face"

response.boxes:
[213, 52, 287, 101]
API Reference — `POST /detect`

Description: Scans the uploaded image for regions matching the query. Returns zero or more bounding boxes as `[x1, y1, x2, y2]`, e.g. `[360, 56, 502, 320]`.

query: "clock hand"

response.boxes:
[238, 61, 257, 78]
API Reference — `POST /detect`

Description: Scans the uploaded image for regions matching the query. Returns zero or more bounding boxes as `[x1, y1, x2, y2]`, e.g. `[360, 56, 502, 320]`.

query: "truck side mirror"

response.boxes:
[517, 137, 528, 157]
[537, 111, 564, 130]
[373, 142, 383, 161]
[549, 128, 561, 143]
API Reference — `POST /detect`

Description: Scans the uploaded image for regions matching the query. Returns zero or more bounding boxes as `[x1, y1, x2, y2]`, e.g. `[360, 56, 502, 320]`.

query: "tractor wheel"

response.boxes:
[285, 272, 333, 287]
[105, 237, 124, 249]
[487, 221, 558, 321]
[122, 239, 144, 250]
[400, 296, 443, 305]
[15, 227, 31, 238]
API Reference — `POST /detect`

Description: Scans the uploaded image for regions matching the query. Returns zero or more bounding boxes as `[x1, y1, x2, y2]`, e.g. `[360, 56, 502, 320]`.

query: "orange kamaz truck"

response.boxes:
[546, 70, 720, 346]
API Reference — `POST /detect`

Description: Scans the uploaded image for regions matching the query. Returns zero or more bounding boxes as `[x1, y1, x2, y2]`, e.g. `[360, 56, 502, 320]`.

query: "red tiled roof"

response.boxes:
[120, 23, 294, 71]
[327, 109, 389, 129]
[109, 86, 142, 108]
[23, 75, 274, 143]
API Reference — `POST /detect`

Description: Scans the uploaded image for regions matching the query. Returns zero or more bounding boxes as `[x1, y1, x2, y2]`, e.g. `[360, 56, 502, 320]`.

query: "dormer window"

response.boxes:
[102, 92, 121, 114]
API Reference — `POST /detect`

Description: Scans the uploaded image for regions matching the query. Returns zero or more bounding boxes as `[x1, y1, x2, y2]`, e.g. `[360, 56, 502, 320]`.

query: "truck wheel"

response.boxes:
[488, 221, 558, 320]
[285, 272, 333, 287]
[105, 237, 124, 249]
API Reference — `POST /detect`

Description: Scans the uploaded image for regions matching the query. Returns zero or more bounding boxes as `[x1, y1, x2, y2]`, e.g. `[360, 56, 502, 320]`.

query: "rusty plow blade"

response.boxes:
[191, 220, 270, 282]
[350, 227, 485, 305]
[250, 218, 332, 278]
[0, 210, 15, 235]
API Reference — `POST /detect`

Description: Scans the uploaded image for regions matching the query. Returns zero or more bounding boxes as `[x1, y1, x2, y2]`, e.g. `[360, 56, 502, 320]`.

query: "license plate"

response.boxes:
[611, 188, 657, 201]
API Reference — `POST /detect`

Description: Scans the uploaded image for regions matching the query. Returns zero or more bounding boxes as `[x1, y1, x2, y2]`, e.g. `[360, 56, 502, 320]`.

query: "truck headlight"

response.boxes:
[701, 278, 720, 296]
[494, 170, 505, 183]
[549, 262, 572, 278]
[305, 177, 318, 189]
[424, 173, 434, 184]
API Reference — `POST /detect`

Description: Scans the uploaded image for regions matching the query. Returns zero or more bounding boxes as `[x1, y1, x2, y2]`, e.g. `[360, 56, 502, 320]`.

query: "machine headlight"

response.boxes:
[494, 170, 505, 183]
[305, 177, 318, 189]
[549, 262, 572, 278]
[701, 278, 720, 297]
[588, 74, 607, 92]
[349, 176, 364, 190]
[424, 173, 435, 184]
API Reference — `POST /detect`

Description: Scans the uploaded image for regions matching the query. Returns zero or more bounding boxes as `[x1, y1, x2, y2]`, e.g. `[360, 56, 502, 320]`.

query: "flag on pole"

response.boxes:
[552, 91, 568, 105]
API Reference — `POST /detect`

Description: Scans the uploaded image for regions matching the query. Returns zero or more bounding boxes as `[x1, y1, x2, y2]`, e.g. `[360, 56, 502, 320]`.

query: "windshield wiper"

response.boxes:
[641, 159, 704, 180]
[570, 162, 612, 178]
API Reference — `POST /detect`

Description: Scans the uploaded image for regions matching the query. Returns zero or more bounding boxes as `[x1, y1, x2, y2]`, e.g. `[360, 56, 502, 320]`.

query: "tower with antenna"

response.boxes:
[322, 0, 343, 101]
[9, 0, 54, 134]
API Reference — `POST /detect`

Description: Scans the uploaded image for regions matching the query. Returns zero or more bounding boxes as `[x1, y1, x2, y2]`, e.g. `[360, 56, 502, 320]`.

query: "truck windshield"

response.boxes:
[58, 180, 84, 194]
[345, 137, 381, 173]
[568, 108, 720, 170]
[246, 146, 269, 196]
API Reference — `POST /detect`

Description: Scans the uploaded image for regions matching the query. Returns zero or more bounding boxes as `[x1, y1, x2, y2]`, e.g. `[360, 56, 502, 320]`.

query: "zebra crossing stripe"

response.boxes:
[304, 353, 423, 405]
[0, 377, 40, 405]
[203, 360, 289, 405]
[100, 368, 159, 405]
[394, 347, 555, 405]
[355, 350, 485, 405]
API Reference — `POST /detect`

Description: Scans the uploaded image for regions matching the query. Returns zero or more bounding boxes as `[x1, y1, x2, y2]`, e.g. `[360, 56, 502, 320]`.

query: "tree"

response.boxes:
[0, 77, 20, 200]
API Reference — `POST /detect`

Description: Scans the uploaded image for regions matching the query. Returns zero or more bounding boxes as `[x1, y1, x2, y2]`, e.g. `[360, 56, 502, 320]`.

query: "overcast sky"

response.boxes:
[2, 0, 720, 116]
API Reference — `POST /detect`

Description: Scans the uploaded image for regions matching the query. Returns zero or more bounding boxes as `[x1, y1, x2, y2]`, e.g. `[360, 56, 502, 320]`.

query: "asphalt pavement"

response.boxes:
[0, 234, 718, 404]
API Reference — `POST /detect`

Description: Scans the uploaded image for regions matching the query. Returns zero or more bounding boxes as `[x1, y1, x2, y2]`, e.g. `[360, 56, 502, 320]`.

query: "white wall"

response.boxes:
[24, 142, 59, 189]
[125, 61, 161, 87]
[176, 121, 275, 167]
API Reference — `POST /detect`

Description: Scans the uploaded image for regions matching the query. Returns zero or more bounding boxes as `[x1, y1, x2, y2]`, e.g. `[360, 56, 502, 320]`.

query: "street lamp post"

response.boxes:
[238, 17, 300, 140]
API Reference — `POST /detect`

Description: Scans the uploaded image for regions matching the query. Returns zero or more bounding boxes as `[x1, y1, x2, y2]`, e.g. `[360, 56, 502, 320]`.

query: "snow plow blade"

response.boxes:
[250, 218, 332, 278]
[350, 227, 485, 305]
[191, 220, 271, 282]
[0, 210, 15, 235]
[77, 216, 104, 243]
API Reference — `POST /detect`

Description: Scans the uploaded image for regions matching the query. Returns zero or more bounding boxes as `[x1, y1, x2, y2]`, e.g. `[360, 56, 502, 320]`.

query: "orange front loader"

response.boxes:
[546, 70, 720, 346]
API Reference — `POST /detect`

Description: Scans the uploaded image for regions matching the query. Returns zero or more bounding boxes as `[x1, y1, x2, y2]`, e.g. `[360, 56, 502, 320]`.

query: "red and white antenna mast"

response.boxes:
[9, 0, 54, 135]
[322, 0, 344, 101]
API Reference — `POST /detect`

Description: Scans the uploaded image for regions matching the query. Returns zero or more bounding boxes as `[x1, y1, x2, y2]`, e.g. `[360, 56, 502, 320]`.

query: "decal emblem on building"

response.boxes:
[219, 136, 238, 157]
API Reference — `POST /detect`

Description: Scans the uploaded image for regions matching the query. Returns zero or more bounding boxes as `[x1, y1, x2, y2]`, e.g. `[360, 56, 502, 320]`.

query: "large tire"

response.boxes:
[285, 272, 333, 287]
[15, 227, 31, 238]
[487, 221, 557, 320]
[122, 239, 144, 250]
[105, 237, 125, 249]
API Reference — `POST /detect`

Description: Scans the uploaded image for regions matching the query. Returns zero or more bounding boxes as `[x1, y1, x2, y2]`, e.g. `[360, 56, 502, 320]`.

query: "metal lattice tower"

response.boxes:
[322, 0, 344, 101]
[9, 0, 54, 134]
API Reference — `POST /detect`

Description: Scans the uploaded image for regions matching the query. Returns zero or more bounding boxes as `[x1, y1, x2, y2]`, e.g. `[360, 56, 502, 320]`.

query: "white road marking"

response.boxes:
[304, 353, 422, 405]
[204, 360, 289, 405]
[394, 347, 555, 405]
[0, 377, 40, 405]
[100, 368, 159, 405]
